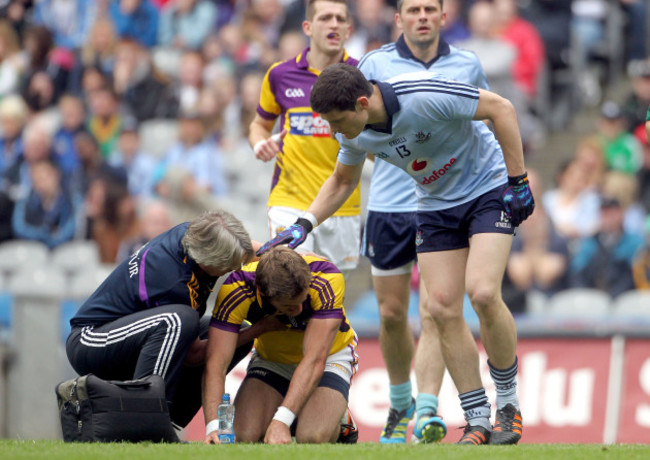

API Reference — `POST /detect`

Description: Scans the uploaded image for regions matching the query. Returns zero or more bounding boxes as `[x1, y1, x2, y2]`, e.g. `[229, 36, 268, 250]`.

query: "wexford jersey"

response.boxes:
[357, 36, 489, 212]
[258, 48, 361, 216]
[210, 256, 357, 365]
[336, 72, 508, 211]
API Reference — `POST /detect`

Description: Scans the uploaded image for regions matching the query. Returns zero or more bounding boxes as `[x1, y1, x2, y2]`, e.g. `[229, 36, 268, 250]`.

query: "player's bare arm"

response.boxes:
[473, 89, 526, 177]
[202, 327, 238, 444]
[306, 160, 364, 225]
[264, 316, 341, 444]
[249, 114, 286, 162]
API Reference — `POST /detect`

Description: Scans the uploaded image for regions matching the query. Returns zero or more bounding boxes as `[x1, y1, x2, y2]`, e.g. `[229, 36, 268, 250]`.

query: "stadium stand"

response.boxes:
[51, 240, 101, 278]
[546, 288, 613, 317]
[611, 290, 650, 316]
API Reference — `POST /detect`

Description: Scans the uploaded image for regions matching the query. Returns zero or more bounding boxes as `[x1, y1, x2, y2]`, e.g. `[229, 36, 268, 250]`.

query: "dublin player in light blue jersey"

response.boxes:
[257, 64, 534, 445]
[356, 0, 489, 444]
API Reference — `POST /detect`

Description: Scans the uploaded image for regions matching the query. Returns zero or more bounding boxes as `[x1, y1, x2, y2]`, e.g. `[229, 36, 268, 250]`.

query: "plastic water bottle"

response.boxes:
[217, 393, 235, 443]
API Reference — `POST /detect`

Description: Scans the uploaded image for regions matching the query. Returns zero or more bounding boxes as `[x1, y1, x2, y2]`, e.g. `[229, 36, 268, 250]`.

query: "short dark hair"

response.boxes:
[256, 247, 312, 299]
[306, 0, 349, 21]
[397, 0, 444, 13]
[310, 63, 373, 114]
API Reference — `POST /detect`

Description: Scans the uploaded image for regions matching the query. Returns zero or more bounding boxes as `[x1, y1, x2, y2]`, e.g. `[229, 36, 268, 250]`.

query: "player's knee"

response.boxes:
[235, 425, 263, 443]
[378, 302, 408, 325]
[295, 425, 336, 444]
[467, 284, 501, 311]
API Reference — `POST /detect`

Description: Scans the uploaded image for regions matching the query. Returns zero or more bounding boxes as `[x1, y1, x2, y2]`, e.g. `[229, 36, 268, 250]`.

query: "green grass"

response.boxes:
[1, 441, 650, 460]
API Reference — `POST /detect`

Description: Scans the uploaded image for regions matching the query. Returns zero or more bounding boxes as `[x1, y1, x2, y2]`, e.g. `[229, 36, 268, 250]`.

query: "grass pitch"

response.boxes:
[1, 441, 650, 460]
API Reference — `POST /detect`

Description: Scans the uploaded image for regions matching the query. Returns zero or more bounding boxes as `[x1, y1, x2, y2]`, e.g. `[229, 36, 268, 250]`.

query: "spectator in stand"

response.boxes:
[635, 123, 650, 213]
[351, 0, 394, 55]
[108, 117, 159, 198]
[109, 0, 159, 49]
[0, 0, 33, 40]
[21, 69, 59, 130]
[543, 160, 601, 241]
[52, 94, 86, 175]
[602, 170, 647, 237]
[85, 172, 140, 263]
[155, 168, 220, 226]
[158, 112, 228, 198]
[569, 195, 645, 297]
[458, 1, 539, 150]
[158, 0, 218, 51]
[597, 100, 642, 175]
[622, 59, 650, 134]
[11, 157, 77, 248]
[70, 130, 127, 204]
[115, 198, 172, 262]
[632, 220, 650, 290]
[78, 17, 118, 78]
[492, 0, 545, 100]
[519, 0, 572, 73]
[2, 121, 54, 205]
[248, 0, 285, 49]
[277, 29, 308, 62]
[86, 86, 122, 159]
[507, 169, 570, 301]
[0, 94, 28, 175]
[573, 137, 607, 191]
[440, 0, 469, 44]
[20, 25, 69, 98]
[112, 39, 178, 121]
[0, 19, 24, 98]
[173, 51, 205, 115]
[196, 88, 225, 144]
[218, 13, 274, 73]
[32, 0, 96, 50]
[79, 66, 108, 102]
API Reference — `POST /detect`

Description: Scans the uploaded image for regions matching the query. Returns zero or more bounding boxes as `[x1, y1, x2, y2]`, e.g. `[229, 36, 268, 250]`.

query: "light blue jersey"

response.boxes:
[336, 73, 507, 211]
[357, 37, 489, 212]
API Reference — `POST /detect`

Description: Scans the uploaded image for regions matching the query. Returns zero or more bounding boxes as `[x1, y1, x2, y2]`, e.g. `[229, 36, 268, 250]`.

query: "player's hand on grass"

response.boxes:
[256, 218, 313, 256]
[253, 130, 287, 162]
[264, 420, 293, 444]
[204, 430, 221, 445]
[502, 172, 535, 227]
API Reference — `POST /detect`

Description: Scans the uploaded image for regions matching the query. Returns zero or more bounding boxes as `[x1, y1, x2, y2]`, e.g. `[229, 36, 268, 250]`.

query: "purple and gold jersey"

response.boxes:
[257, 48, 361, 216]
[210, 255, 357, 364]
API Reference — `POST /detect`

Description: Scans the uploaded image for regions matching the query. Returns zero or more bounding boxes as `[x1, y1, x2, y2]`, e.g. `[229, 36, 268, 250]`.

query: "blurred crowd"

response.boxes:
[0, 0, 648, 311]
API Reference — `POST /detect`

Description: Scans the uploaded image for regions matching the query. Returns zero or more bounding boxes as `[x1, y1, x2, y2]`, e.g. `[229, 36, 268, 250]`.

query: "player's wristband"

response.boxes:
[272, 406, 296, 427]
[206, 419, 220, 436]
[508, 172, 528, 186]
[253, 139, 265, 155]
[253, 133, 283, 155]
[300, 212, 319, 229]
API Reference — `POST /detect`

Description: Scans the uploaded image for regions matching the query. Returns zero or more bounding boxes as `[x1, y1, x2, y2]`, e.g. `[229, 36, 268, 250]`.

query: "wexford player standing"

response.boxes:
[357, 0, 489, 444]
[258, 64, 534, 445]
[248, 0, 361, 277]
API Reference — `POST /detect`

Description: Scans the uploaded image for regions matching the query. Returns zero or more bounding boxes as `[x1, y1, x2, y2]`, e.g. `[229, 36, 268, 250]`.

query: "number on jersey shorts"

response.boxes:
[268, 206, 360, 271]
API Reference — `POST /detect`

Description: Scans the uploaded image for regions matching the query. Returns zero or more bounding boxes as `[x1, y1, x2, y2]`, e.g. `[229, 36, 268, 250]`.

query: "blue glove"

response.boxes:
[256, 218, 313, 256]
[502, 172, 535, 227]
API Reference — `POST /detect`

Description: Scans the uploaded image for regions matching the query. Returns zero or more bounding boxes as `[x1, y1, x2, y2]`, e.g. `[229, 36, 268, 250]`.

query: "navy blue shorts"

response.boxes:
[245, 367, 350, 401]
[415, 184, 514, 253]
[362, 211, 417, 270]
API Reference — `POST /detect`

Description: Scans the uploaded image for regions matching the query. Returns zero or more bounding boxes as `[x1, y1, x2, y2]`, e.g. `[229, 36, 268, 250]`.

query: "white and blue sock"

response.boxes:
[459, 388, 491, 431]
[489, 357, 519, 410]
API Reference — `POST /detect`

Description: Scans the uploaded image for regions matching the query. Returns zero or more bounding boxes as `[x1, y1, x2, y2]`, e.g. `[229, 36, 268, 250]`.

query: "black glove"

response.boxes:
[502, 172, 535, 226]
